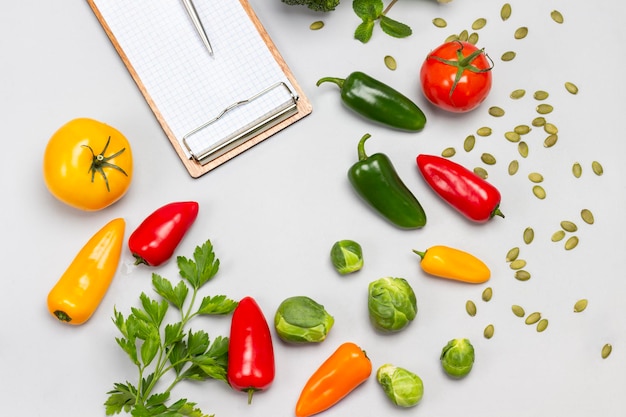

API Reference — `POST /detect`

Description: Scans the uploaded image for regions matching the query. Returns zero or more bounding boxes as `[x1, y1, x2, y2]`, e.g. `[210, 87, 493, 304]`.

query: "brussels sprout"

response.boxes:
[376, 364, 424, 407]
[330, 239, 363, 275]
[368, 277, 417, 332]
[274, 296, 334, 343]
[440, 338, 475, 377]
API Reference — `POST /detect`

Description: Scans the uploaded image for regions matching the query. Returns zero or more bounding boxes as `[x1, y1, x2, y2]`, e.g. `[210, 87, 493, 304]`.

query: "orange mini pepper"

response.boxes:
[412, 245, 490, 284]
[295, 342, 372, 417]
[47, 218, 125, 325]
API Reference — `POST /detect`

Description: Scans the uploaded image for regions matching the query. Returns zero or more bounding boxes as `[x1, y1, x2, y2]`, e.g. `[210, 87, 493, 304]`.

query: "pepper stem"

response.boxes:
[412, 249, 426, 260]
[316, 76, 345, 89]
[492, 206, 505, 219]
[356, 133, 372, 161]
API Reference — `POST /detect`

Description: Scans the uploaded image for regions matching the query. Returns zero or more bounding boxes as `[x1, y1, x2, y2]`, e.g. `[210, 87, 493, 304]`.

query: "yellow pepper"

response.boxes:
[412, 245, 490, 284]
[47, 218, 125, 325]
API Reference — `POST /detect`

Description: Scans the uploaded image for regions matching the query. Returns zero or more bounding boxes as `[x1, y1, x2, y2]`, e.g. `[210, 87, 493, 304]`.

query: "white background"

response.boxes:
[2, 1, 625, 416]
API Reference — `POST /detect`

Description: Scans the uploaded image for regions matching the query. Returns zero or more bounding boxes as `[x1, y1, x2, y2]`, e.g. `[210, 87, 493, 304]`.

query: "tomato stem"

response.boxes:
[82, 136, 128, 192]
[430, 41, 493, 98]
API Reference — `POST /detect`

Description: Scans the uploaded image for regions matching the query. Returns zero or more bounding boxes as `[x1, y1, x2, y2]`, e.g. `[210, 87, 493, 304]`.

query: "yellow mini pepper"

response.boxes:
[412, 245, 490, 284]
[47, 218, 125, 325]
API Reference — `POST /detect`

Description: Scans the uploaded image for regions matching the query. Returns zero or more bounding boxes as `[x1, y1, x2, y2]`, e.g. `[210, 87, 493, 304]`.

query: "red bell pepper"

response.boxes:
[228, 296, 275, 404]
[128, 201, 199, 266]
[416, 154, 504, 222]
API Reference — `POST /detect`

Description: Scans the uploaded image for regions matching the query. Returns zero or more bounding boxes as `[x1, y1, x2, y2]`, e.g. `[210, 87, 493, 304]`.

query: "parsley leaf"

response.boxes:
[352, 0, 413, 43]
[105, 239, 238, 417]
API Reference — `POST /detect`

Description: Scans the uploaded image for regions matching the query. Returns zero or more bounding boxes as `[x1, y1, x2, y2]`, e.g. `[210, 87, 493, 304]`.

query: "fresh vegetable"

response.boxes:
[416, 154, 504, 222]
[295, 342, 372, 417]
[440, 338, 475, 378]
[353, 0, 412, 43]
[376, 364, 424, 407]
[228, 296, 275, 404]
[368, 277, 417, 332]
[330, 239, 363, 275]
[412, 245, 491, 284]
[420, 41, 493, 113]
[281, 0, 340, 12]
[47, 218, 125, 325]
[43, 118, 133, 211]
[317, 72, 426, 131]
[128, 201, 199, 266]
[349, 134, 427, 229]
[105, 239, 238, 417]
[274, 296, 334, 343]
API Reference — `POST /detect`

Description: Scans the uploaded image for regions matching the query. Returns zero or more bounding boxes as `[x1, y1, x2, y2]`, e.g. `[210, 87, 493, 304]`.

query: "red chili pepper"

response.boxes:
[416, 154, 504, 222]
[227, 296, 275, 404]
[128, 201, 199, 266]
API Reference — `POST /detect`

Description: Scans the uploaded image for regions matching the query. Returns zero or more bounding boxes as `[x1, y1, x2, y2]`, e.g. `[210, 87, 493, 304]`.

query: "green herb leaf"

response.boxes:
[164, 322, 185, 347]
[197, 294, 239, 315]
[355, 20, 375, 43]
[104, 382, 138, 415]
[140, 328, 161, 367]
[177, 240, 219, 290]
[379, 15, 412, 38]
[138, 292, 169, 328]
[152, 273, 189, 310]
[187, 330, 210, 357]
[353, 0, 383, 20]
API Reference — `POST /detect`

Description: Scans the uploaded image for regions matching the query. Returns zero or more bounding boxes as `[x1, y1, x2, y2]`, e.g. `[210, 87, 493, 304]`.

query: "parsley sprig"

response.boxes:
[353, 0, 412, 43]
[105, 240, 238, 417]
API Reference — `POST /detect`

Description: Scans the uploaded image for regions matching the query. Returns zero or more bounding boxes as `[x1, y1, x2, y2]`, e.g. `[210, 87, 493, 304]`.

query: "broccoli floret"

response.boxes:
[281, 0, 340, 12]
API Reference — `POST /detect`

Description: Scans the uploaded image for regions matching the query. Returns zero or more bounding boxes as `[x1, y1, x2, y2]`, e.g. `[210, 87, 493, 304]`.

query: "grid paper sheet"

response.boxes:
[93, 0, 297, 158]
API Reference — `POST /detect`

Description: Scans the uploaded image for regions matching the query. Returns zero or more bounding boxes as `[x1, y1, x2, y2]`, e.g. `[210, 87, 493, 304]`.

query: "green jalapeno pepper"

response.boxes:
[317, 71, 427, 131]
[348, 134, 427, 229]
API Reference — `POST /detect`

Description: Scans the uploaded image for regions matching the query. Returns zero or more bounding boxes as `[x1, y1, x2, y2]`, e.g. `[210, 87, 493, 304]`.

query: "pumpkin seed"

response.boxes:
[445, 33, 459, 43]
[564, 236, 579, 250]
[384, 55, 397, 70]
[481, 153, 496, 165]
[525, 312, 541, 325]
[544, 123, 558, 134]
[484, 324, 495, 339]
[523, 227, 535, 244]
[573, 299, 588, 313]
[514, 124, 531, 135]
[441, 147, 456, 158]
[551, 230, 566, 242]
[532, 117, 546, 127]
[515, 270, 531, 281]
[518, 141, 529, 158]
[572, 162, 582, 178]
[489, 106, 505, 117]
[533, 90, 549, 100]
[477, 126, 492, 136]
[501, 3, 512, 21]
[508, 160, 519, 175]
[532, 185, 546, 199]
[592, 161, 604, 176]
[459, 29, 469, 41]
[536, 318, 549, 332]
[536, 103, 554, 114]
[474, 167, 489, 179]
[581, 209, 594, 225]
[544, 134, 558, 148]
[514, 26, 528, 39]
[468, 32, 480, 45]
[506, 246, 520, 262]
[565, 81, 579, 94]
[433, 17, 447, 28]
[466, 300, 477, 316]
[551, 10, 564, 24]
[510, 89, 526, 99]
[509, 259, 527, 270]
[511, 305, 525, 317]
[464, 134, 476, 152]
[601, 343, 612, 359]
[501, 51, 516, 61]
[472, 18, 487, 30]
[505, 131, 521, 143]
[528, 172, 543, 183]
[482, 287, 493, 302]
[309, 20, 324, 30]
[560, 220, 578, 232]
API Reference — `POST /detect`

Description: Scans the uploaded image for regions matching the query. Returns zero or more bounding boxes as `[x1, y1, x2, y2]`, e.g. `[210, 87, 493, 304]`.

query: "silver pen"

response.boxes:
[181, 0, 213, 56]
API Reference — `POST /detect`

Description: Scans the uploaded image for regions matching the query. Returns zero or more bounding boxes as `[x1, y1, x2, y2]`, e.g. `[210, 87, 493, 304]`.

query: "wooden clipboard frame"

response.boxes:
[87, 0, 312, 178]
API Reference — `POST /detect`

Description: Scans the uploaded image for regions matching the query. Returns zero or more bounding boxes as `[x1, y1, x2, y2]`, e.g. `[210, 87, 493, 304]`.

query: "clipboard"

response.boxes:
[87, 0, 313, 178]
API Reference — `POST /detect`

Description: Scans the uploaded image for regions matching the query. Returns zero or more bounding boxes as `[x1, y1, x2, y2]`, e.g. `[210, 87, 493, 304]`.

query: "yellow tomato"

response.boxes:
[43, 118, 133, 211]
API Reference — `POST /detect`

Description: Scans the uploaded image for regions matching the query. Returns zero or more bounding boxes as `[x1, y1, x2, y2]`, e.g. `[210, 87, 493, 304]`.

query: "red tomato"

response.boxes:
[420, 41, 493, 113]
